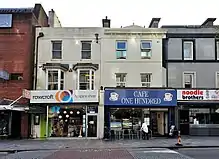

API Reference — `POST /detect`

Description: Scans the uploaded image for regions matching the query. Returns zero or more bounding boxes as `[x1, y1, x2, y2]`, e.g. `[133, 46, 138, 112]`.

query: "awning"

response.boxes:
[0, 105, 29, 111]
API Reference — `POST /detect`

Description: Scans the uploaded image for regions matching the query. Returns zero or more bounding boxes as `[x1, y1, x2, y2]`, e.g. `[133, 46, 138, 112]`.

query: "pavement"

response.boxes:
[0, 136, 219, 152]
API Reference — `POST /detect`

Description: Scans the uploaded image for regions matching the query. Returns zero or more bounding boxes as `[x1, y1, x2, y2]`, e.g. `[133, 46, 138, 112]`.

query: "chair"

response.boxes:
[130, 130, 138, 139]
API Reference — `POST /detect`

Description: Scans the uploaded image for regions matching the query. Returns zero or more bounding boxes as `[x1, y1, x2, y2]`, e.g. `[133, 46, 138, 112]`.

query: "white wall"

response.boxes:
[101, 27, 167, 87]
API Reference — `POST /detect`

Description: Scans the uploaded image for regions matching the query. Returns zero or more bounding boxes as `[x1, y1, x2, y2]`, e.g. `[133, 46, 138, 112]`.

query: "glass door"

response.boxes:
[87, 115, 97, 137]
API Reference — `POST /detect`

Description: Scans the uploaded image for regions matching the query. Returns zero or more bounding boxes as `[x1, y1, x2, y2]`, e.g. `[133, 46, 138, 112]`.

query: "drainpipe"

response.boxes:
[34, 32, 44, 90]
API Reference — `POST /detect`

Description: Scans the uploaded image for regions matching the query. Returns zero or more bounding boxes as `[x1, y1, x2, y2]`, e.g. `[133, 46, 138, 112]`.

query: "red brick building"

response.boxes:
[0, 4, 48, 138]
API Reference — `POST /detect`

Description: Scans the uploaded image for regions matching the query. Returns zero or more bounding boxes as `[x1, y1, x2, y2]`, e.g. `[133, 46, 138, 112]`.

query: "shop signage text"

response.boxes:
[104, 89, 177, 106]
[181, 90, 204, 100]
[120, 91, 162, 105]
[30, 90, 98, 103]
[177, 89, 219, 101]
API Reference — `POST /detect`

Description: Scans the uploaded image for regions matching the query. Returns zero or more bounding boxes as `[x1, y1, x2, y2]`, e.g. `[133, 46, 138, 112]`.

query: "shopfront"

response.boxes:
[104, 88, 177, 138]
[30, 90, 99, 138]
[177, 89, 219, 136]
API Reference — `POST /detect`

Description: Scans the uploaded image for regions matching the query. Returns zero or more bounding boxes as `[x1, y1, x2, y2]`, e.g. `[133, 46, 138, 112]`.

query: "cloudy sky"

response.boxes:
[2, 0, 219, 27]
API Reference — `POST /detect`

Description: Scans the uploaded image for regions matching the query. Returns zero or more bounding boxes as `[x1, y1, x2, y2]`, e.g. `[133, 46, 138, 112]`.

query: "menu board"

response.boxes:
[122, 119, 132, 129]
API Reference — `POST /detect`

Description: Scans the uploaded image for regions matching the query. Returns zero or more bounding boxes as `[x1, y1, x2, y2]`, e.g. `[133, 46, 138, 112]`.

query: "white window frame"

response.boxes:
[216, 41, 219, 60]
[77, 69, 95, 90]
[81, 41, 92, 59]
[115, 73, 126, 87]
[140, 73, 152, 87]
[183, 41, 194, 60]
[51, 41, 62, 60]
[46, 69, 65, 90]
[116, 41, 127, 59]
[215, 72, 219, 88]
[140, 40, 152, 59]
[182, 72, 196, 88]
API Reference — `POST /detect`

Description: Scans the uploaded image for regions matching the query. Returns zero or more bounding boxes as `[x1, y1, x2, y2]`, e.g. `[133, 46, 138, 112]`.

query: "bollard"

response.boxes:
[175, 131, 183, 146]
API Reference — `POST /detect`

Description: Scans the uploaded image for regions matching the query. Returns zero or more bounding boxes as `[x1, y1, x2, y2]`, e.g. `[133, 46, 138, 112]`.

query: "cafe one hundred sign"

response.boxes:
[104, 89, 177, 106]
[177, 89, 219, 101]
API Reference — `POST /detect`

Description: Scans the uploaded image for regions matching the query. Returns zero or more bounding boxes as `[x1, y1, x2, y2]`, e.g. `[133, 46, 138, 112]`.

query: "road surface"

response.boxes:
[177, 148, 219, 159]
[0, 148, 218, 159]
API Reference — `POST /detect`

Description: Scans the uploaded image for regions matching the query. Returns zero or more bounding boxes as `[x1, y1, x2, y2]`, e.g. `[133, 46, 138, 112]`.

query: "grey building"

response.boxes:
[163, 18, 219, 136]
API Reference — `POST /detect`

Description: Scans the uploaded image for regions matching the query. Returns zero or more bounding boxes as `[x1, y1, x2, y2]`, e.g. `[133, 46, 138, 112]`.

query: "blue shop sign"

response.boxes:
[104, 89, 177, 106]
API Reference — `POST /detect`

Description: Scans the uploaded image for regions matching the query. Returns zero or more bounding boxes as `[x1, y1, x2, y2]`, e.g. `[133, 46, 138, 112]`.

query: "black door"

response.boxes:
[11, 111, 21, 138]
[87, 115, 97, 137]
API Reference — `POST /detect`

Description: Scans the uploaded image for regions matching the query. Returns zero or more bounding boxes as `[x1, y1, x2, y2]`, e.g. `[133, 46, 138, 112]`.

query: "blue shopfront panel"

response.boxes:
[104, 89, 177, 107]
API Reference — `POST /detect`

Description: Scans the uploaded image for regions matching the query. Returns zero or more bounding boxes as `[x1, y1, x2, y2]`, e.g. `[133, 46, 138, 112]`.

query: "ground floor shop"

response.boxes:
[30, 90, 102, 139]
[0, 109, 29, 139]
[177, 89, 219, 136]
[104, 88, 177, 138]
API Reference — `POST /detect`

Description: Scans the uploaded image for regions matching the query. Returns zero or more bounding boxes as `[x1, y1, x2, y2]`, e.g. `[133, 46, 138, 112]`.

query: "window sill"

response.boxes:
[183, 58, 193, 60]
[116, 57, 126, 60]
[51, 59, 63, 61]
[80, 59, 91, 60]
[141, 57, 151, 59]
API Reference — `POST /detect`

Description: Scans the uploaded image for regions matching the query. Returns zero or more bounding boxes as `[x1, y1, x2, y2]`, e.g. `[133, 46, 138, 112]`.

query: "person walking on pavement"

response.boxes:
[141, 121, 149, 140]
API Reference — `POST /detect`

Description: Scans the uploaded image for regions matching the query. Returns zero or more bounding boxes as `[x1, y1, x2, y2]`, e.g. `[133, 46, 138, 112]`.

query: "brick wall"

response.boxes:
[0, 14, 33, 104]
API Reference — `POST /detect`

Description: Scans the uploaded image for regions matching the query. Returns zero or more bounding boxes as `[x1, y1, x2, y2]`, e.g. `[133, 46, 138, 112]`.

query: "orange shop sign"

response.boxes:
[177, 89, 219, 101]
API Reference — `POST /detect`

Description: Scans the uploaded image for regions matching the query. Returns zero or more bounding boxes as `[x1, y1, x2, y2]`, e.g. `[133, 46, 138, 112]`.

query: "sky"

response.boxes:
[1, 0, 219, 27]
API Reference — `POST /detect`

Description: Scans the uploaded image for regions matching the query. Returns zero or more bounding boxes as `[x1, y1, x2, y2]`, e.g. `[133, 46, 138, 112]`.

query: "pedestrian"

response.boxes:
[141, 121, 149, 140]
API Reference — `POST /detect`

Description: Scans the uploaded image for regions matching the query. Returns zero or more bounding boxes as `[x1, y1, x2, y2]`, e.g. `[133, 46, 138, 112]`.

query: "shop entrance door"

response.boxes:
[87, 115, 97, 137]
[150, 111, 166, 136]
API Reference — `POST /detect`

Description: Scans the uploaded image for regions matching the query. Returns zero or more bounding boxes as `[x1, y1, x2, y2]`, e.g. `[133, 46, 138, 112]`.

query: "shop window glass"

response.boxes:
[189, 108, 210, 124]
[0, 112, 9, 136]
[49, 106, 86, 137]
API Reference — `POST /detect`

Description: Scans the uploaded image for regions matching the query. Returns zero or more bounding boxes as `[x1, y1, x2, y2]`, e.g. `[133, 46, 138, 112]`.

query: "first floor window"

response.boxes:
[115, 73, 126, 87]
[47, 70, 64, 90]
[78, 69, 95, 90]
[183, 41, 194, 60]
[141, 73, 152, 87]
[183, 72, 195, 88]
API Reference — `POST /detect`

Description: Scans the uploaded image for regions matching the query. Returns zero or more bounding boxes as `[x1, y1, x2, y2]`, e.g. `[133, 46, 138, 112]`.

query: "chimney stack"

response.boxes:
[102, 16, 111, 28]
[149, 18, 161, 28]
[201, 18, 216, 26]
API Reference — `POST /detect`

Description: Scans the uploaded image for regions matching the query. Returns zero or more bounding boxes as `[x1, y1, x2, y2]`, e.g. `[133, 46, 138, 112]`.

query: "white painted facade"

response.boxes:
[101, 25, 167, 87]
[34, 27, 104, 139]
[33, 24, 167, 139]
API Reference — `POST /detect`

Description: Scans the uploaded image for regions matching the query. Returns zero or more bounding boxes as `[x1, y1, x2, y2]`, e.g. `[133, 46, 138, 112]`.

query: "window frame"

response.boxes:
[77, 69, 95, 90]
[140, 40, 152, 59]
[115, 73, 126, 87]
[140, 73, 152, 87]
[116, 41, 127, 59]
[10, 73, 23, 80]
[215, 72, 219, 88]
[51, 41, 62, 60]
[182, 72, 196, 88]
[216, 40, 219, 60]
[81, 41, 92, 60]
[46, 69, 65, 90]
[183, 40, 194, 60]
